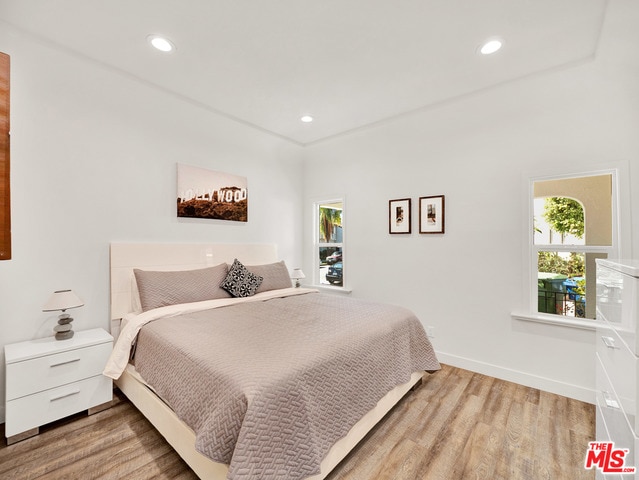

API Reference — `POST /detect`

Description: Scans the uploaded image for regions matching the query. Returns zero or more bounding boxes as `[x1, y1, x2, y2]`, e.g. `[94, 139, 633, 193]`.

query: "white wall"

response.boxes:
[302, 0, 639, 403]
[1, 2, 637, 428]
[0, 26, 304, 421]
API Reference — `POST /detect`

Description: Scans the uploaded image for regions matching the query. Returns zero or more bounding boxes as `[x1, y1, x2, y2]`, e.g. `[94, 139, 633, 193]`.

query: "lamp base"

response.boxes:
[55, 330, 74, 340]
[54, 313, 74, 341]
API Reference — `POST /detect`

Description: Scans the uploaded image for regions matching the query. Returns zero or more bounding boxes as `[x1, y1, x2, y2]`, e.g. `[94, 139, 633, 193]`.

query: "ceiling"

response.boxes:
[0, 0, 608, 145]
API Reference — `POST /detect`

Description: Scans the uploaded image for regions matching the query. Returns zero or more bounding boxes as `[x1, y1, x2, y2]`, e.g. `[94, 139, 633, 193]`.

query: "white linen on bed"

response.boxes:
[103, 287, 318, 380]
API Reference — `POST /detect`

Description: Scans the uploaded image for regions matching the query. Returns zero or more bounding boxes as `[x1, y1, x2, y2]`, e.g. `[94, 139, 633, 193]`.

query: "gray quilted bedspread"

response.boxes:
[133, 292, 440, 480]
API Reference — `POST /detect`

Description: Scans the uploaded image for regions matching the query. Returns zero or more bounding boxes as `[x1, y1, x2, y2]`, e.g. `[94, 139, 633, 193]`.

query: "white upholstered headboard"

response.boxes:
[110, 243, 278, 322]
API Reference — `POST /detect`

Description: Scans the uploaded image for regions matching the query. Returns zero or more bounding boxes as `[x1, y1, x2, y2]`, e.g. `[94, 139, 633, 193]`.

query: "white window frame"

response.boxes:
[313, 197, 346, 290]
[513, 165, 627, 330]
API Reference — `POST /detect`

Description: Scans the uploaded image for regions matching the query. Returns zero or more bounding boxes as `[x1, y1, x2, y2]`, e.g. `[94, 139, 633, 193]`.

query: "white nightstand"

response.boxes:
[4, 328, 113, 444]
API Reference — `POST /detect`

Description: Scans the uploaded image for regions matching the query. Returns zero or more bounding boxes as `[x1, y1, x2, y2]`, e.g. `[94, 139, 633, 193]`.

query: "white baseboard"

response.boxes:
[436, 351, 596, 405]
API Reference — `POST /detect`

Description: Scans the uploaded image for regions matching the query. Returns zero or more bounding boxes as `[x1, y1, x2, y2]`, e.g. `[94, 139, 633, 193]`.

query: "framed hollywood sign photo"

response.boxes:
[419, 195, 445, 234]
[177, 164, 248, 222]
[389, 198, 411, 234]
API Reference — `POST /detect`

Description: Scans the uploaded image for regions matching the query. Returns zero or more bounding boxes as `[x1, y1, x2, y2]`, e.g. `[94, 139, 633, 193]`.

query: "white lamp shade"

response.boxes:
[43, 290, 84, 312]
[290, 269, 305, 280]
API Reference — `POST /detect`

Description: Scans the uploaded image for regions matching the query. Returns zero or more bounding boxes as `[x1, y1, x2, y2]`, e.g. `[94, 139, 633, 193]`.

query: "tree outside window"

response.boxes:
[533, 173, 614, 319]
[316, 201, 343, 287]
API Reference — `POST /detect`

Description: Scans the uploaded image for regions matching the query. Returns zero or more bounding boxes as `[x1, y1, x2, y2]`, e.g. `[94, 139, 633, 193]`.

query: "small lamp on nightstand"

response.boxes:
[42, 289, 84, 340]
[290, 268, 305, 288]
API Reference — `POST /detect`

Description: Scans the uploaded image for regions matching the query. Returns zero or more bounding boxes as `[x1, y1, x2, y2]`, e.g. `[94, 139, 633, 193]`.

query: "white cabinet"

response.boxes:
[596, 259, 639, 479]
[4, 328, 113, 444]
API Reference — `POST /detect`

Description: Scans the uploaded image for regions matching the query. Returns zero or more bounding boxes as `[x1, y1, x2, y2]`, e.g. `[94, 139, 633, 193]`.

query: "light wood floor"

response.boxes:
[0, 364, 594, 480]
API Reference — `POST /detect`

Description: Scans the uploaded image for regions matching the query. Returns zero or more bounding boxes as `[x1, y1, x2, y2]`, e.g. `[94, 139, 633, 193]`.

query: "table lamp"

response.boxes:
[42, 289, 84, 340]
[291, 268, 305, 288]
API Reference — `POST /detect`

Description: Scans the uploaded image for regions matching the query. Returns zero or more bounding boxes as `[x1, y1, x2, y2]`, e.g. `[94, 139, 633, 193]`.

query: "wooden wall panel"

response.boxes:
[0, 52, 10, 260]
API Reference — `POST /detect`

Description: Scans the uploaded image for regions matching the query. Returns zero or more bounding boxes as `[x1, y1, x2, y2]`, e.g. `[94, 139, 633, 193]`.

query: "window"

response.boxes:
[315, 200, 344, 287]
[0, 52, 9, 260]
[531, 172, 616, 320]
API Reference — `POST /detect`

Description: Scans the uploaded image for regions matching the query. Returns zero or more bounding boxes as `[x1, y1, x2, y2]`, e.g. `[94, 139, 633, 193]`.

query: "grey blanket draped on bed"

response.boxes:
[133, 292, 440, 480]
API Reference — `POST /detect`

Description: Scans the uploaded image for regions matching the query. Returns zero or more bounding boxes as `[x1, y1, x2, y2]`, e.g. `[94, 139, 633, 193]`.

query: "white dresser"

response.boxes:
[596, 259, 639, 479]
[4, 328, 113, 444]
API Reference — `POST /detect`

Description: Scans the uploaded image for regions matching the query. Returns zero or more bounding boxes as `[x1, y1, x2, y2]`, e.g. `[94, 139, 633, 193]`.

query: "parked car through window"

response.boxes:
[327, 262, 343, 285]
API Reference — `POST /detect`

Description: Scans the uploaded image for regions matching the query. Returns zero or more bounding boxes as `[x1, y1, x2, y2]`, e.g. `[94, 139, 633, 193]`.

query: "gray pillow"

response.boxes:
[134, 263, 231, 311]
[221, 259, 264, 298]
[247, 261, 293, 293]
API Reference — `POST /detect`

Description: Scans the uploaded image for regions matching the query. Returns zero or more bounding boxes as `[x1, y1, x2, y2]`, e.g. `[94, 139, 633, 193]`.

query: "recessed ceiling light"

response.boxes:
[300, 115, 314, 123]
[479, 38, 503, 55]
[147, 35, 175, 53]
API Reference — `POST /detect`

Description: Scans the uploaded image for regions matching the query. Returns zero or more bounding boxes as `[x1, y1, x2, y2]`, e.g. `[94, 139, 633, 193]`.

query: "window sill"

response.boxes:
[511, 312, 601, 331]
[308, 284, 353, 294]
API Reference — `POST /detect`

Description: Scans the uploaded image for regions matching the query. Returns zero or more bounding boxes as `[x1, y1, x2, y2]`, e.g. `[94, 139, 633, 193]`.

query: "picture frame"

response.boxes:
[389, 198, 411, 234]
[176, 164, 248, 222]
[419, 195, 445, 234]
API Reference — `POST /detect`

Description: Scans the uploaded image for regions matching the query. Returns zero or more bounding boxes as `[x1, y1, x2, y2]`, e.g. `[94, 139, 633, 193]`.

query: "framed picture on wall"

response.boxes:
[389, 198, 411, 234]
[419, 195, 445, 234]
[177, 164, 248, 222]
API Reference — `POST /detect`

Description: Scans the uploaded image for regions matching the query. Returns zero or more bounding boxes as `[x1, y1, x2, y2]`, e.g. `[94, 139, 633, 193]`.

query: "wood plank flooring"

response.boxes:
[0, 364, 595, 479]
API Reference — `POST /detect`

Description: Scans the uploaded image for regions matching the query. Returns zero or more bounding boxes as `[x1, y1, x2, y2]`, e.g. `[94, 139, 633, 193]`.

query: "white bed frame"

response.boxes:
[110, 242, 422, 479]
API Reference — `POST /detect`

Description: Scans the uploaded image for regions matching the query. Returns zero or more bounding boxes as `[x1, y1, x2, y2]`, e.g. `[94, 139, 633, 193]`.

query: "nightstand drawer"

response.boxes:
[6, 342, 112, 400]
[5, 375, 112, 437]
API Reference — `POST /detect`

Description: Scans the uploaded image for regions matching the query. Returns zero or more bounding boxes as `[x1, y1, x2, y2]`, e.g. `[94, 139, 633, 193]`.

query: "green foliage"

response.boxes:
[543, 197, 584, 239]
[319, 207, 341, 243]
[538, 252, 584, 277]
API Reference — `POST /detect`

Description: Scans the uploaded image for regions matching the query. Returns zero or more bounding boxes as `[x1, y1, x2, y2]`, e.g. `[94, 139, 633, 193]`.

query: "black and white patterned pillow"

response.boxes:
[221, 259, 264, 298]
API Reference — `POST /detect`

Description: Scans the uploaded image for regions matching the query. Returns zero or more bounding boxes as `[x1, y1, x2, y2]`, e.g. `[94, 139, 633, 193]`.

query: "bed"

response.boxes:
[106, 243, 439, 480]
